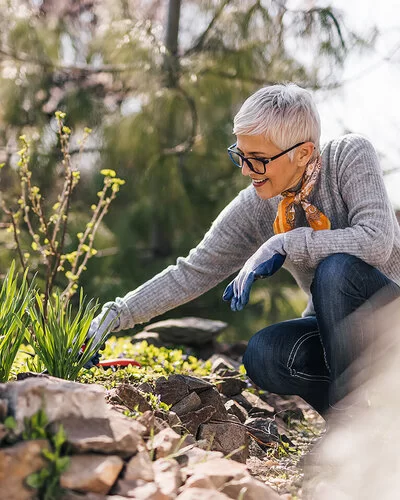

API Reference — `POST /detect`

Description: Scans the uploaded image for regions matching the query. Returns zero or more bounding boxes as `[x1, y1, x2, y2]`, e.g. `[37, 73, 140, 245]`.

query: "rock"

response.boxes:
[197, 419, 249, 463]
[180, 405, 216, 436]
[0, 378, 107, 433]
[197, 388, 228, 420]
[183, 457, 248, 488]
[0, 423, 7, 442]
[210, 356, 237, 374]
[225, 400, 248, 423]
[176, 488, 231, 500]
[183, 474, 216, 490]
[221, 475, 281, 499]
[170, 392, 202, 416]
[61, 492, 106, 500]
[0, 398, 8, 419]
[114, 479, 168, 499]
[113, 384, 152, 413]
[144, 317, 227, 346]
[153, 458, 182, 497]
[53, 414, 145, 457]
[215, 377, 247, 397]
[174, 446, 223, 467]
[137, 381, 155, 394]
[124, 449, 154, 481]
[232, 390, 275, 417]
[155, 376, 189, 406]
[148, 427, 185, 459]
[0, 439, 49, 500]
[131, 331, 163, 347]
[181, 375, 213, 393]
[60, 454, 124, 494]
[167, 411, 185, 433]
[244, 417, 280, 447]
[137, 411, 170, 436]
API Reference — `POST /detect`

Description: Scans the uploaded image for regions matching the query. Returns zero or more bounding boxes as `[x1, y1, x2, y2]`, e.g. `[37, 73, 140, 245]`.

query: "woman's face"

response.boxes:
[236, 134, 312, 200]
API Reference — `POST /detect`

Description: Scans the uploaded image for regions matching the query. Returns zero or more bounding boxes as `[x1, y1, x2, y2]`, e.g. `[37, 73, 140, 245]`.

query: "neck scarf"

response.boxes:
[273, 155, 331, 234]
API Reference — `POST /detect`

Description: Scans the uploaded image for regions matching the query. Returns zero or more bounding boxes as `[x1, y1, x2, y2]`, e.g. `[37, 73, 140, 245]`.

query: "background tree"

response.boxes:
[0, 0, 375, 340]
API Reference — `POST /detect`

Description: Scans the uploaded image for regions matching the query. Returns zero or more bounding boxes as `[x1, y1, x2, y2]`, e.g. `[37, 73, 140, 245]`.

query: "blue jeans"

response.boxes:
[243, 253, 400, 414]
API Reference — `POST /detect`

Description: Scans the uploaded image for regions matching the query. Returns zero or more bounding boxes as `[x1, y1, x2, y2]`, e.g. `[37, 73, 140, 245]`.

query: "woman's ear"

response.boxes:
[297, 142, 315, 166]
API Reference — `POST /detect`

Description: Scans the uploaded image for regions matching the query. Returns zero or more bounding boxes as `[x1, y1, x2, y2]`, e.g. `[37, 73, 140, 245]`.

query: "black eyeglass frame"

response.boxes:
[227, 141, 306, 174]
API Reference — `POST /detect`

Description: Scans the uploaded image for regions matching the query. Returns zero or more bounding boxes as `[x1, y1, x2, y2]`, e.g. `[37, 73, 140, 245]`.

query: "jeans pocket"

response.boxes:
[286, 331, 331, 382]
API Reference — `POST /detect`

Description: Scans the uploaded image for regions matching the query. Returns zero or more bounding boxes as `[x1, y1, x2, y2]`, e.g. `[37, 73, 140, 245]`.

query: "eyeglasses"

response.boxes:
[227, 141, 306, 175]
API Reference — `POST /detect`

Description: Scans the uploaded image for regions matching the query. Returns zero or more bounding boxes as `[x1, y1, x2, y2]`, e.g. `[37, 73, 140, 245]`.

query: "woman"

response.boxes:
[86, 83, 400, 414]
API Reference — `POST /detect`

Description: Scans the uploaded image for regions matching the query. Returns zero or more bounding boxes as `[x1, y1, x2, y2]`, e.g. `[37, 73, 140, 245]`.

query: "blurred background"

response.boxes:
[0, 0, 397, 341]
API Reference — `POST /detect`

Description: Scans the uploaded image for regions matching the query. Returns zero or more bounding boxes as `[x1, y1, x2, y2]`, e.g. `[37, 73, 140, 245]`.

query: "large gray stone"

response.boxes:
[0, 377, 107, 433]
[53, 412, 146, 457]
[144, 317, 227, 346]
[0, 439, 49, 500]
[131, 331, 163, 347]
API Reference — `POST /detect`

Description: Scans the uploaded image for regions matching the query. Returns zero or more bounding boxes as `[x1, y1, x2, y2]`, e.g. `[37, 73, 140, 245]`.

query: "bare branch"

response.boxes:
[184, 0, 233, 57]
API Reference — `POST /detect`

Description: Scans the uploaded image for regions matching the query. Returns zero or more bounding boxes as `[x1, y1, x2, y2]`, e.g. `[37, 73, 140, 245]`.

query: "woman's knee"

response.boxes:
[311, 253, 366, 296]
[243, 325, 284, 392]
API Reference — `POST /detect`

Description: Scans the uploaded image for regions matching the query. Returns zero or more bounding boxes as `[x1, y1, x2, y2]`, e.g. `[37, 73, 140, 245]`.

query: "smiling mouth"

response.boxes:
[252, 178, 268, 187]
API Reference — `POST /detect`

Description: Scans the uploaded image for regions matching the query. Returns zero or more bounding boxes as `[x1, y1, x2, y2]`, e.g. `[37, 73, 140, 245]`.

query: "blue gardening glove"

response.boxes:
[223, 234, 286, 311]
[83, 303, 121, 369]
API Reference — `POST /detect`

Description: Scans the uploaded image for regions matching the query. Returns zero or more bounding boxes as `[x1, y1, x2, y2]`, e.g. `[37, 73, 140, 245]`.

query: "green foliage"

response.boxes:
[0, 261, 35, 382]
[22, 408, 48, 440]
[27, 288, 108, 380]
[78, 338, 212, 388]
[22, 411, 70, 500]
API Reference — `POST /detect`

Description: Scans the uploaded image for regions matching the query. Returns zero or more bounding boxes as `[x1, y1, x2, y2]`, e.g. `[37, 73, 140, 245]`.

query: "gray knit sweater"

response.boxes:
[111, 133, 400, 330]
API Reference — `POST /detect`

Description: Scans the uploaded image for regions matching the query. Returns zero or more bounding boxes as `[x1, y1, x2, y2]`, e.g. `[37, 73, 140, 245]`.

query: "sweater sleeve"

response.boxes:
[283, 134, 395, 268]
[111, 188, 261, 330]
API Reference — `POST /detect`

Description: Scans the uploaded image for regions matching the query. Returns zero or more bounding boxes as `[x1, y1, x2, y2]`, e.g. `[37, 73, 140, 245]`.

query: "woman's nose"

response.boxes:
[241, 161, 252, 176]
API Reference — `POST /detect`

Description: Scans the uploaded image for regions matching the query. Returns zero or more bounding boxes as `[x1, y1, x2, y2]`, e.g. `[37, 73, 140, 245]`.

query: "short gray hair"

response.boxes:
[233, 83, 321, 161]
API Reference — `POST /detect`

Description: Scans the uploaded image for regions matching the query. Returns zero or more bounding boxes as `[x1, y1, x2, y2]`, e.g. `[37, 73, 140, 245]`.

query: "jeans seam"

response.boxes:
[287, 330, 319, 368]
[287, 330, 331, 382]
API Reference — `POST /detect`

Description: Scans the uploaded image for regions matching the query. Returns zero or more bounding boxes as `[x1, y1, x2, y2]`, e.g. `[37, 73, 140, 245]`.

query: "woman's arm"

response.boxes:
[110, 187, 262, 330]
[283, 134, 395, 268]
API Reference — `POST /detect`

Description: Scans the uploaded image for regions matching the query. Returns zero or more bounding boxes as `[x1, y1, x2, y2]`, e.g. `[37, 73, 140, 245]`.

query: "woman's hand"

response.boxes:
[223, 234, 286, 311]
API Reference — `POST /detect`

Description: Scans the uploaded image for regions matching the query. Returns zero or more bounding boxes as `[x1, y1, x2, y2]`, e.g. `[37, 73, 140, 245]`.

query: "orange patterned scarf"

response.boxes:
[273, 155, 331, 234]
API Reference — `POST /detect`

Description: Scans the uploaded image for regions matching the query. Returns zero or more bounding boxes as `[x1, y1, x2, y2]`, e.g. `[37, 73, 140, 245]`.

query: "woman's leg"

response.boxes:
[311, 253, 400, 408]
[243, 316, 331, 414]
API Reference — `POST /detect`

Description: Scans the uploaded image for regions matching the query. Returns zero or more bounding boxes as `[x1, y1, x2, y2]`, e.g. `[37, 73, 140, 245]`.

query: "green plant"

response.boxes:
[27, 288, 109, 380]
[0, 261, 35, 382]
[1, 112, 124, 314]
[22, 411, 70, 500]
[77, 339, 213, 388]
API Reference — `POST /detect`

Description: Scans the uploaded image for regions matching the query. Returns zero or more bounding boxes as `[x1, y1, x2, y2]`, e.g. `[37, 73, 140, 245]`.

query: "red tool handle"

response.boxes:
[97, 358, 142, 368]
